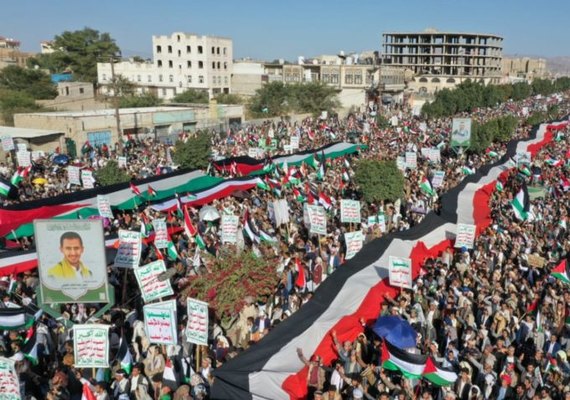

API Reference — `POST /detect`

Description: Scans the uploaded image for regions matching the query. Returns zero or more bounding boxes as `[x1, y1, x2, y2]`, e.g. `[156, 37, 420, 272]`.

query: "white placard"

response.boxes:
[431, 170, 445, 189]
[389, 256, 412, 289]
[421, 148, 441, 163]
[134, 260, 174, 303]
[455, 223, 477, 250]
[419, 122, 427, 132]
[16, 151, 31, 167]
[114, 230, 142, 268]
[248, 148, 261, 159]
[390, 116, 399, 127]
[144, 300, 178, 345]
[516, 151, 532, 166]
[273, 199, 290, 226]
[73, 324, 110, 368]
[340, 200, 361, 224]
[31, 151, 43, 161]
[378, 213, 387, 233]
[0, 357, 20, 400]
[345, 230, 364, 260]
[1, 136, 14, 152]
[68, 166, 81, 186]
[152, 219, 169, 249]
[405, 152, 417, 170]
[221, 215, 239, 243]
[16, 143, 27, 153]
[81, 170, 94, 189]
[396, 156, 406, 172]
[290, 135, 300, 149]
[283, 144, 292, 153]
[97, 195, 114, 219]
[186, 297, 209, 346]
[307, 205, 327, 235]
[118, 156, 127, 168]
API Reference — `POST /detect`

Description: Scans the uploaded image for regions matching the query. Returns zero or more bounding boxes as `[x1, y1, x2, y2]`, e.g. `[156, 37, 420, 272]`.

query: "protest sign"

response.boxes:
[419, 122, 427, 132]
[421, 148, 441, 163]
[290, 135, 300, 149]
[16, 143, 27, 153]
[340, 199, 361, 224]
[152, 219, 169, 249]
[451, 118, 472, 147]
[16, 151, 31, 167]
[1, 136, 14, 152]
[405, 152, 417, 169]
[378, 213, 387, 233]
[283, 144, 292, 153]
[134, 260, 174, 303]
[97, 195, 114, 219]
[396, 156, 406, 172]
[81, 170, 94, 189]
[454, 223, 477, 249]
[114, 230, 142, 268]
[221, 215, 239, 244]
[516, 151, 532, 166]
[0, 357, 20, 400]
[118, 156, 127, 168]
[345, 231, 364, 260]
[307, 205, 327, 235]
[73, 324, 110, 368]
[527, 254, 546, 269]
[388, 256, 412, 289]
[431, 170, 446, 189]
[248, 148, 261, 159]
[144, 300, 178, 345]
[67, 166, 81, 186]
[186, 297, 209, 346]
[273, 199, 290, 226]
[36, 219, 110, 304]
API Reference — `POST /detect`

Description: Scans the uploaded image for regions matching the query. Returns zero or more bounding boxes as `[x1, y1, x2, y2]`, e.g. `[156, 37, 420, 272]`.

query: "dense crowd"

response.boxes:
[0, 91, 570, 400]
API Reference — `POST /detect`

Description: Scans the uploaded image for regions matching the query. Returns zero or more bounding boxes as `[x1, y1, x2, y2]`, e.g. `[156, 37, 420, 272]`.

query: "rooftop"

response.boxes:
[0, 126, 64, 139]
[17, 106, 196, 118]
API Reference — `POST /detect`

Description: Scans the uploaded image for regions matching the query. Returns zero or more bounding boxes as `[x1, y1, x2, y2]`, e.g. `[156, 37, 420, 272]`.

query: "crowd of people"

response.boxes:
[0, 90, 570, 400]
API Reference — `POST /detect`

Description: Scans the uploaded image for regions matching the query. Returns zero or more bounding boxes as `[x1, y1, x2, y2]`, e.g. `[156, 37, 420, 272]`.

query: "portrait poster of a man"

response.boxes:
[36, 220, 110, 304]
[451, 118, 472, 147]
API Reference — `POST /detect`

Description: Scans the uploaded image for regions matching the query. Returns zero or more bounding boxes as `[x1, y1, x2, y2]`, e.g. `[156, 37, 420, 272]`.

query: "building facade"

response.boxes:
[502, 57, 547, 81]
[383, 30, 503, 94]
[98, 32, 233, 100]
[0, 36, 33, 69]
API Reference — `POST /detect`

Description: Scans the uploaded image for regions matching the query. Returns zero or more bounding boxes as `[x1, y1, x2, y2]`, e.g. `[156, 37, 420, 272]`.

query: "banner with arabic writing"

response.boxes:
[134, 260, 174, 303]
[186, 297, 209, 346]
[0, 357, 20, 400]
[143, 300, 178, 345]
[73, 324, 110, 368]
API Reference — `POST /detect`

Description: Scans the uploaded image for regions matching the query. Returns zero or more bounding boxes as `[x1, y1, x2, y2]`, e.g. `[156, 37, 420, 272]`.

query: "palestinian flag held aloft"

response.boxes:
[260, 229, 278, 244]
[511, 184, 530, 221]
[381, 340, 427, 379]
[243, 210, 260, 244]
[419, 177, 435, 197]
[130, 182, 142, 196]
[183, 206, 206, 249]
[166, 240, 179, 260]
[422, 357, 458, 386]
[82, 383, 97, 400]
[117, 337, 133, 374]
[147, 185, 157, 197]
[0, 177, 18, 199]
[551, 259, 570, 285]
[11, 166, 31, 186]
[318, 192, 333, 210]
[0, 308, 33, 330]
[22, 329, 39, 365]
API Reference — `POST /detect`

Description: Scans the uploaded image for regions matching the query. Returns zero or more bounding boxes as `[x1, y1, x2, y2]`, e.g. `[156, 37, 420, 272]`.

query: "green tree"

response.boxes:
[172, 131, 211, 170]
[27, 27, 120, 84]
[94, 160, 130, 186]
[119, 92, 162, 108]
[214, 93, 244, 104]
[172, 89, 209, 104]
[0, 65, 57, 99]
[354, 159, 404, 203]
[0, 89, 42, 126]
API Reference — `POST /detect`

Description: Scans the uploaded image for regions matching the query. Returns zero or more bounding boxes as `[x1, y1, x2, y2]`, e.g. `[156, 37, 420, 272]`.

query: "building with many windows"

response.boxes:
[502, 57, 547, 82]
[97, 32, 232, 100]
[382, 30, 503, 94]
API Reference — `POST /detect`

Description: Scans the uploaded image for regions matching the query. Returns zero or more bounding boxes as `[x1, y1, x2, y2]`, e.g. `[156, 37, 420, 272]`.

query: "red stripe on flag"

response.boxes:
[0, 204, 87, 238]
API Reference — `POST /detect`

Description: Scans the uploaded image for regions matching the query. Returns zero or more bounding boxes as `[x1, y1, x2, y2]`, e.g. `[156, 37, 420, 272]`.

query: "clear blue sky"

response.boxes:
[3, 0, 569, 60]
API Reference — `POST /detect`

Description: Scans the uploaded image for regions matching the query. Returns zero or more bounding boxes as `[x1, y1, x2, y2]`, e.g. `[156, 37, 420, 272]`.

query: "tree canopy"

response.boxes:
[119, 92, 162, 108]
[0, 89, 43, 126]
[0, 66, 57, 100]
[27, 27, 120, 84]
[248, 81, 340, 118]
[94, 160, 131, 186]
[214, 93, 244, 105]
[354, 159, 405, 203]
[172, 89, 209, 104]
[172, 131, 212, 170]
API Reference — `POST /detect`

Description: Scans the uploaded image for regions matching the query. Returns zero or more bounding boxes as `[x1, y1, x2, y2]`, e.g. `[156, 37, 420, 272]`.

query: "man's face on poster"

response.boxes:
[61, 238, 84, 266]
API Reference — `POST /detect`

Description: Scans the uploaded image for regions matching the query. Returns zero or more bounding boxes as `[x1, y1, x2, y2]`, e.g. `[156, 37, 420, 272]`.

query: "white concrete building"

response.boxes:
[98, 32, 233, 100]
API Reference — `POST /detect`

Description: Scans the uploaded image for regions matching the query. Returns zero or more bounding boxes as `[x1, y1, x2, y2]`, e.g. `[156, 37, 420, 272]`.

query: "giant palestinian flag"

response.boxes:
[213, 142, 363, 176]
[211, 118, 569, 399]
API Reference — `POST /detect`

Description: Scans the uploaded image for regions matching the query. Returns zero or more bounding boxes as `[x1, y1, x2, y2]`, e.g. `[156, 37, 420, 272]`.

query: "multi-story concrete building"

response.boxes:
[383, 30, 503, 94]
[0, 36, 33, 69]
[98, 32, 233, 100]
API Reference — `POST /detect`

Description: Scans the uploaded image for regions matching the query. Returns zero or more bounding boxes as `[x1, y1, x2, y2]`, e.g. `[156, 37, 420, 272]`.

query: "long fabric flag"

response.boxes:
[381, 340, 427, 379]
[0, 308, 33, 330]
[211, 119, 566, 399]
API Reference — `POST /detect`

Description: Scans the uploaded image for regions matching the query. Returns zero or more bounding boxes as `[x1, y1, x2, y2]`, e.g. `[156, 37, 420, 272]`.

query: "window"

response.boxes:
[162, 88, 167, 95]
[79, 88, 84, 94]
[137, 75, 141, 82]
[187, 76, 192, 83]
[199, 75, 204, 84]
[224, 76, 228, 85]
[446, 77, 456, 83]
[65, 87, 69, 96]
[186, 45, 191, 53]
[168, 60, 173, 68]
[354, 74, 363, 85]
[212, 62, 216, 69]
[223, 47, 227, 55]
[217, 62, 221, 69]
[148, 75, 152, 82]
[187, 61, 192, 68]
[419, 77, 428, 83]
[177, 35, 180, 42]
[102, 73, 107, 81]
[156, 45, 162, 53]
[432, 77, 440, 83]
[218, 76, 222, 84]
[198, 61, 204, 69]
[213, 76, 216, 84]
[224, 62, 227, 70]
[366, 74, 372, 84]
[198, 46, 203, 54]
[169, 75, 174, 82]
[212, 46, 215, 54]
[159, 74, 163, 82]
[178, 50, 181, 57]
[157, 60, 162, 68]
[345, 74, 354, 84]
[168, 45, 172, 53]
[217, 47, 220, 55]
[179, 81, 183, 88]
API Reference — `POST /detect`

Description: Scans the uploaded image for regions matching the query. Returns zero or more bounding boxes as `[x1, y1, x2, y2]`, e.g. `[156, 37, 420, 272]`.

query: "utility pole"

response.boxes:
[110, 56, 122, 139]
